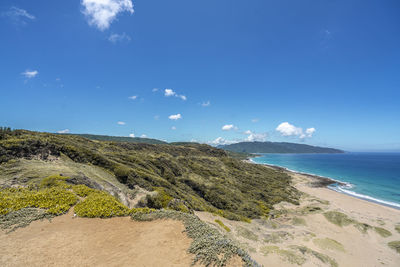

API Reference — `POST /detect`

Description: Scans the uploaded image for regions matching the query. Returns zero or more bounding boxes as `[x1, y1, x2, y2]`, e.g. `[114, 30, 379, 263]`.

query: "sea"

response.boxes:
[251, 152, 400, 209]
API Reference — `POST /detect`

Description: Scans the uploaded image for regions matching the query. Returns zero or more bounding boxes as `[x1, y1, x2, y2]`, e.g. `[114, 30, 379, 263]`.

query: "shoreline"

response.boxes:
[246, 157, 400, 211]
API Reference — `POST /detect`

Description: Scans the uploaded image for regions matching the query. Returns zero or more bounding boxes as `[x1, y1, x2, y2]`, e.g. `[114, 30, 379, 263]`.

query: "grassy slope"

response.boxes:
[65, 133, 167, 145]
[0, 129, 299, 220]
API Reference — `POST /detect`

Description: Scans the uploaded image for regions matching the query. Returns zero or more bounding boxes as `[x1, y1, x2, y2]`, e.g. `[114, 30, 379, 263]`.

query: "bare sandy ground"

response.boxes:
[197, 171, 400, 267]
[0, 209, 242, 267]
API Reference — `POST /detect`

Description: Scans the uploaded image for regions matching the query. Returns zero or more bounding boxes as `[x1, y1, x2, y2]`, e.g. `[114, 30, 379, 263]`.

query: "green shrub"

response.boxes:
[395, 224, 400, 234]
[74, 191, 130, 218]
[215, 219, 231, 232]
[40, 174, 69, 189]
[146, 187, 173, 209]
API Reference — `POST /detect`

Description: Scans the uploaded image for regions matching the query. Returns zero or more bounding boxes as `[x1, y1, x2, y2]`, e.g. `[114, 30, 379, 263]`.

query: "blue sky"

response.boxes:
[0, 0, 399, 151]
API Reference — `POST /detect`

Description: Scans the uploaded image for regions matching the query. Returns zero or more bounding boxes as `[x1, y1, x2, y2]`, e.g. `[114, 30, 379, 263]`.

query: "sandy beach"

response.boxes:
[197, 167, 400, 267]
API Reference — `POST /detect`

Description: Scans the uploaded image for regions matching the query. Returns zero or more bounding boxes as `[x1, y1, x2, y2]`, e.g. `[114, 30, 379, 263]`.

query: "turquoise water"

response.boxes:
[251, 153, 400, 209]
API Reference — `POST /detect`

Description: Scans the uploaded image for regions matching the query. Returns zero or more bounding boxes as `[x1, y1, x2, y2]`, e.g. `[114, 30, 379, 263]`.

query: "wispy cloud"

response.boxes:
[168, 114, 182, 120]
[152, 88, 159, 92]
[81, 0, 134, 31]
[108, 32, 131, 43]
[251, 118, 259, 123]
[21, 70, 38, 78]
[57, 129, 70, 134]
[117, 121, 126, 125]
[164, 89, 186, 101]
[154, 115, 160, 120]
[2, 6, 35, 25]
[128, 95, 137, 100]
[276, 122, 315, 139]
[171, 126, 176, 130]
[201, 101, 210, 107]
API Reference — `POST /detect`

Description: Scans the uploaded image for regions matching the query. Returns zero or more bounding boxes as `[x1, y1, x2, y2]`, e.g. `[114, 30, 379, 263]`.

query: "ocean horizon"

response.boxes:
[251, 152, 400, 209]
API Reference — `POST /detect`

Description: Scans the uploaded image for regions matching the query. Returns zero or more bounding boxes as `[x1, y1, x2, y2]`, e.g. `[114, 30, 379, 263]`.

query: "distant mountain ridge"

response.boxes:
[220, 141, 344, 154]
[62, 133, 167, 145]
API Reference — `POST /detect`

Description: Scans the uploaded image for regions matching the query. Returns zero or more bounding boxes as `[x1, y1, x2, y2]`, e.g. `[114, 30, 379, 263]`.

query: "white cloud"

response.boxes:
[141, 134, 147, 138]
[108, 32, 131, 43]
[164, 89, 175, 96]
[171, 126, 176, 130]
[57, 129, 70, 134]
[164, 89, 186, 101]
[3, 7, 35, 25]
[208, 137, 237, 146]
[152, 88, 158, 92]
[246, 132, 267, 142]
[251, 118, 259, 123]
[305, 127, 316, 137]
[117, 121, 126, 125]
[81, 0, 134, 31]
[276, 122, 303, 136]
[222, 124, 237, 131]
[276, 122, 315, 139]
[129, 133, 135, 137]
[128, 95, 137, 100]
[168, 114, 182, 120]
[21, 70, 38, 78]
[243, 130, 252, 135]
[201, 101, 210, 107]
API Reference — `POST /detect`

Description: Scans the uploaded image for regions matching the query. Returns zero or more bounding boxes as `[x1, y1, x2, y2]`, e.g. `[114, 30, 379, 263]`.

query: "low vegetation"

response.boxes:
[236, 226, 259, 241]
[291, 245, 338, 267]
[215, 219, 231, 232]
[260, 245, 306, 265]
[323, 211, 392, 237]
[313, 238, 345, 252]
[373, 226, 392, 238]
[388, 241, 400, 254]
[0, 129, 300, 221]
[395, 224, 400, 234]
[292, 217, 307, 226]
[323, 211, 354, 227]
[264, 231, 293, 244]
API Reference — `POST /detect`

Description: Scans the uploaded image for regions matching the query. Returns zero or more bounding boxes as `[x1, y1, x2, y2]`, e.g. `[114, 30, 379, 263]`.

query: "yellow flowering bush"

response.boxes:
[0, 186, 77, 215]
[72, 184, 96, 197]
[74, 191, 130, 218]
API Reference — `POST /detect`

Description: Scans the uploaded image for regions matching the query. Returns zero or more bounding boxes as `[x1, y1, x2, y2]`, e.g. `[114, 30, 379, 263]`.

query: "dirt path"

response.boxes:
[0, 211, 198, 267]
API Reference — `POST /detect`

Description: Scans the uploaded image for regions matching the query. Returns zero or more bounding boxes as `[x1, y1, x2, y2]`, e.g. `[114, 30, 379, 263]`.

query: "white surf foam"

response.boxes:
[329, 185, 400, 209]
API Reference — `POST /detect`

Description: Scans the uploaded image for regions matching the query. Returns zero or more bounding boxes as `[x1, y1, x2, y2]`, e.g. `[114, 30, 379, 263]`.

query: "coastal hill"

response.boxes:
[0, 129, 299, 221]
[220, 141, 344, 154]
[62, 133, 167, 145]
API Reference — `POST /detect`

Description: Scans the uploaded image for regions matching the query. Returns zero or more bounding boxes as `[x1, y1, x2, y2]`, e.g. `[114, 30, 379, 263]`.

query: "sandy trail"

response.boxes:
[0, 211, 197, 267]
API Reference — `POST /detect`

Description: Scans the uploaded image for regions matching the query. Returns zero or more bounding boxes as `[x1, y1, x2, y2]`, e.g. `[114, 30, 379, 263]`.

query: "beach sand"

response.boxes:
[196, 169, 400, 267]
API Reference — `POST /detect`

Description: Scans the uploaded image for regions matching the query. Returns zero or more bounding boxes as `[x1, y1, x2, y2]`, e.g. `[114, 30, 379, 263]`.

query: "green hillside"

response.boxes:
[0, 128, 299, 221]
[63, 133, 167, 145]
[221, 141, 344, 154]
